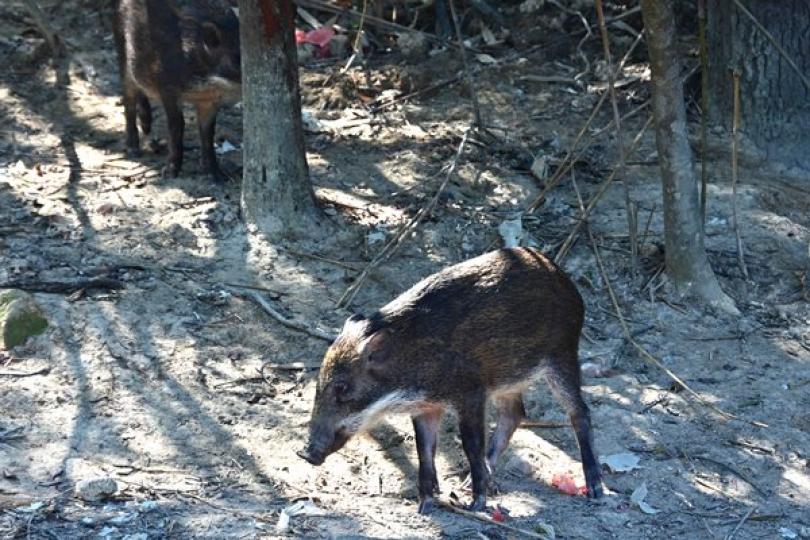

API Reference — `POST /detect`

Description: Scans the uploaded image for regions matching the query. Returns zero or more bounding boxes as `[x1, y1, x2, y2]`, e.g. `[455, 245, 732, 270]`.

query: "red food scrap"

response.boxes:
[551, 473, 587, 496]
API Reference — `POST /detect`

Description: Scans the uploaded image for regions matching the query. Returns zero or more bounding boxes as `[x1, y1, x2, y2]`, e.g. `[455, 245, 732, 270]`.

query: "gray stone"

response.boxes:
[76, 477, 118, 502]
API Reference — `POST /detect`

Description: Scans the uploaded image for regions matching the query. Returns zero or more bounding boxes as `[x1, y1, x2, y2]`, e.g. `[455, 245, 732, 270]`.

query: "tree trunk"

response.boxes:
[707, 0, 810, 170]
[238, 0, 319, 236]
[641, 0, 739, 315]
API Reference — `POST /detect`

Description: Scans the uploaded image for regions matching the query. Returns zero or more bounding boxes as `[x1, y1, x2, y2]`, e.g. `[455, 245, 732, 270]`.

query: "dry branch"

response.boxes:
[594, 0, 636, 270]
[554, 115, 653, 264]
[449, 0, 483, 128]
[238, 290, 336, 342]
[437, 500, 552, 539]
[730, 70, 749, 280]
[0, 278, 124, 294]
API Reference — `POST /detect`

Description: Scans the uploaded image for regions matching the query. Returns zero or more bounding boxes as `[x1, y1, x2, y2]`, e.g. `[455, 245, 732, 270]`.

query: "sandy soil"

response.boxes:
[1, 1, 808, 539]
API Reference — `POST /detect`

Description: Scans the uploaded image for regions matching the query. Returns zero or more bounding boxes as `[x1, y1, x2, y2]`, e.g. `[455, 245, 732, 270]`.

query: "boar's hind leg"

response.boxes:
[161, 94, 185, 177]
[412, 406, 444, 514]
[546, 363, 604, 498]
[122, 81, 141, 157]
[458, 395, 489, 511]
[487, 392, 525, 469]
[136, 92, 158, 151]
[195, 101, 225, 182]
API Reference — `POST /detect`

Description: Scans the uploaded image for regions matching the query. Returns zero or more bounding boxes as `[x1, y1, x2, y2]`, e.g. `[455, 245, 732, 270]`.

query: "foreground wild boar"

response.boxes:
[299, 247, 603, 513]
[112, 0, 241, 182]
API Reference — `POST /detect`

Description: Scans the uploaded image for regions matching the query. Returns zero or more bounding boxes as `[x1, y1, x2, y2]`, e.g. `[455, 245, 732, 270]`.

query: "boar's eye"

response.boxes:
[333, 381, 352, 403]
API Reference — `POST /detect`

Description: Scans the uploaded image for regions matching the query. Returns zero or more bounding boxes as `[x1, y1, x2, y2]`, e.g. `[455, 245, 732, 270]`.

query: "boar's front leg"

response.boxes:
[458, 394, 489, 511]
[161, 93, 185, 177]
[195, 101, 225, 183]
[412, 406, 444, 514]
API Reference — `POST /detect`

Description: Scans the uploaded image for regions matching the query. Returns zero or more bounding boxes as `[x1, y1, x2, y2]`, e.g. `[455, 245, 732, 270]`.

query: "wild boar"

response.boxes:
[299, 247, 603, 513]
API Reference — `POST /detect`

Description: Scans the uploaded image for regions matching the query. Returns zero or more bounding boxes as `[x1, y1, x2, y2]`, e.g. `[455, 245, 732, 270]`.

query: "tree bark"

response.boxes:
[707, 0, 810, 170]
[238, 0, 319, 236]
[641, 0, 739, 315]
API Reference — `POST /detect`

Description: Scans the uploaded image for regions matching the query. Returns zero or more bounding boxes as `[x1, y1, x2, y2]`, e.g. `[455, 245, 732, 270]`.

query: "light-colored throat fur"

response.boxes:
[338, 391, 428, 434]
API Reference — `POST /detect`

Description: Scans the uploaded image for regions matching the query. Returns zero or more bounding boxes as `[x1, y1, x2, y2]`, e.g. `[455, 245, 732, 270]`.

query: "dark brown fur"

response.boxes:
[300, 247, 603, 513]
[112, 0, 241, 182]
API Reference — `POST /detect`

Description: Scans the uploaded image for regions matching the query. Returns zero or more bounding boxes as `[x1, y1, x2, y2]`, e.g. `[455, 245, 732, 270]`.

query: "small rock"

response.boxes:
[0, 289, 48, 349]
[76, 477, 118, 502]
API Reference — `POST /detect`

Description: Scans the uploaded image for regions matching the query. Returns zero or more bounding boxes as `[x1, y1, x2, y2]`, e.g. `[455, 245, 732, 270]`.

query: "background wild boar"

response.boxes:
[112, 0, 241, 182]
[299, 247, 603, 513]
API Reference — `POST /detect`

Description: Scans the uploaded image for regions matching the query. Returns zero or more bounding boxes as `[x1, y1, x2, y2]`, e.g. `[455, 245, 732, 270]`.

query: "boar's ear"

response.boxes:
[358, 328, 392, 364]
[342, 313, 366, 333]
[201, 21, 223, 50]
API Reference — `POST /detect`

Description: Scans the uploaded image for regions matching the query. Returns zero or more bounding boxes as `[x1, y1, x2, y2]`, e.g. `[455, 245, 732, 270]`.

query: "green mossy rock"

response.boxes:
[0, 289, 48, 349]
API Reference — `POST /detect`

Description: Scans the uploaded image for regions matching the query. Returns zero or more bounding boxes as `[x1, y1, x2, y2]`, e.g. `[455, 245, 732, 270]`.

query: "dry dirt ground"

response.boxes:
[1, 1, 809, 539]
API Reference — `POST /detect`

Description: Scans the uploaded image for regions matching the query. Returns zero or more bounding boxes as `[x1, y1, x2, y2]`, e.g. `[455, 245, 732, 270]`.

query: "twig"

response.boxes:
[284, 248, 363, 270]
[555, 115, 653, 264]
[179, 492, 278, 523]
[594, 0, 636, 272]
[238, 290, 336, 342]
[725, 506, 755, 540]
[698, 0, 709, 229]
[336, 128, 471, 307]
[437, 500, 551, 539]
[731, 0, 810, 92]
[690, 454, 767, 497]
[520, 421, 568, 429]
[213, 362, 319, 389]
[220, 282, 285, 296]
[0, 367, 50, 377]
[448, 0, 483, 128]
[730, 70, 749, 280]
[518, 75, 577, 84]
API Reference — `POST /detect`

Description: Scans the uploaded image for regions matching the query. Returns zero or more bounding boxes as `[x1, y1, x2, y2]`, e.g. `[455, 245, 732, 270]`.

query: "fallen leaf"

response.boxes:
[600, 452, 641, 473]
[276, 500, 327, 532]
[476, 53, 498, 64]
[630, 482, 660, 514]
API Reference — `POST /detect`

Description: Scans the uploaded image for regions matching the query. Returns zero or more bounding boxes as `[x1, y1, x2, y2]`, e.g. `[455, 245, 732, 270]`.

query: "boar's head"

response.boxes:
[199, 9, 241, 85]
[298, 313, 404, 466]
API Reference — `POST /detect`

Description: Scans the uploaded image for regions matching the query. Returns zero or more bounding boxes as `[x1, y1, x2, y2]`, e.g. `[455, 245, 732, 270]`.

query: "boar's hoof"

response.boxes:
[587, 482, 604, 499]
[125, 147, 142, 159]
[417, 496, 436, 515]
[466, 494, 486, 512]
[296, 448, 325, 466]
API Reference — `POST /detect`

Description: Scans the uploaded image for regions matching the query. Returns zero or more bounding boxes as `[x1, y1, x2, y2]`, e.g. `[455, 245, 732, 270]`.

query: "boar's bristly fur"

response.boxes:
[299, 247, 603, 514]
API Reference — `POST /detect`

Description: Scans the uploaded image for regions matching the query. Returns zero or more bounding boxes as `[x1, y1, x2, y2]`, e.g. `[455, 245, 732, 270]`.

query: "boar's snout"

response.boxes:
[299, 426, 350, 467]
[297, 446, 326, 466]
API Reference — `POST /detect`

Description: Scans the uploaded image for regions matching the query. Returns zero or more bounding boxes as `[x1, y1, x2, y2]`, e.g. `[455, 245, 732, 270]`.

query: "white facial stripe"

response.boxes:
[339, 390, 424, 433]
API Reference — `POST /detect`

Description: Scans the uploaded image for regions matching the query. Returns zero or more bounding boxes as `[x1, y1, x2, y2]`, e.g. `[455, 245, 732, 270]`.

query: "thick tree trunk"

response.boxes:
[707, 0, 810, 170]
[238, 0, 318, 236]
[641, 0, 739, 315]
